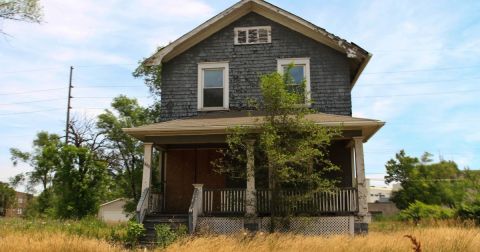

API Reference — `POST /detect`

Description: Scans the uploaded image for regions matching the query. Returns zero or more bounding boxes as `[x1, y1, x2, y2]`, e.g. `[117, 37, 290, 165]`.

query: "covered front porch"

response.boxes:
[124, 112, 384, 234]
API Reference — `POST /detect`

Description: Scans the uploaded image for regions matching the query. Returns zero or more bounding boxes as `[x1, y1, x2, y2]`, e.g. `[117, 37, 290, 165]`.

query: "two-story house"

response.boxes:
[124, 0, 384, 236]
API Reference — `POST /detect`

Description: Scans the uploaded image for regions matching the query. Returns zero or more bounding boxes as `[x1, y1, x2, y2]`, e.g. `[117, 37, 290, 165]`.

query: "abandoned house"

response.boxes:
[124, 0, 384, 236]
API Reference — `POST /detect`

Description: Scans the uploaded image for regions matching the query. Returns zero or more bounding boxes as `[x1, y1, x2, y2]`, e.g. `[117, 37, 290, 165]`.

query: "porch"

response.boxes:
[124, 111, 384, 234]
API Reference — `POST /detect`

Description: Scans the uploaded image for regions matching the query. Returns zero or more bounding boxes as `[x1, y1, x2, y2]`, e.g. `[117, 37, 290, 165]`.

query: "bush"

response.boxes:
[155, 224, 188, 248]
[125, 221, 145, 246]
[399, 201, 454, 224]
[457, 201, 480, 224]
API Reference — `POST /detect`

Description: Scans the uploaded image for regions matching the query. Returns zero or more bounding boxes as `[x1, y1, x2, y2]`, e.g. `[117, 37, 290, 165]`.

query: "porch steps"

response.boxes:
[140, 214, 188, 244]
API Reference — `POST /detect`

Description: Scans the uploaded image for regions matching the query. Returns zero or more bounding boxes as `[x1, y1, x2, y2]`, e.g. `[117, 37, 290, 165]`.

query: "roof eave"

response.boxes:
[143, 0, 370, 70]
[350, 53, 372, 89]
[122, 120, 385, 142]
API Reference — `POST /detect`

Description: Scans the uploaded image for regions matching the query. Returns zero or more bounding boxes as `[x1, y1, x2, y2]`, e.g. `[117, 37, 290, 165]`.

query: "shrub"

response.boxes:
[155, 224, 188, 248]
[155, 224, 177, 248]
[125, 221, 145, 246]
[176, 224, 188, 237]
[456, 201, 480, 224]
[399, 201, 454, 224]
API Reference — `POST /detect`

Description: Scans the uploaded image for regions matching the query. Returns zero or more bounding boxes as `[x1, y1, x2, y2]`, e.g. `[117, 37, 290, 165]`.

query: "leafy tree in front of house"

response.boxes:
[215, 67, 340, 231]
[0, 182, 16, 216]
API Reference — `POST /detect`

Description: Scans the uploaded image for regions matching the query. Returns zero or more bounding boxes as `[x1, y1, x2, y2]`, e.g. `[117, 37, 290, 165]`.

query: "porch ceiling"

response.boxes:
[123, 111, 384, 143]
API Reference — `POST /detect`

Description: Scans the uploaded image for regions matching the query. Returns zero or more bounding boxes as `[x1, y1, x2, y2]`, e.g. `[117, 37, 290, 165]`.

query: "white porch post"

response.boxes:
[192, 184, 204, 215]
[353, 137, 369, 223]
[245, 140, 256, 216]
[141, 142, 154, 193]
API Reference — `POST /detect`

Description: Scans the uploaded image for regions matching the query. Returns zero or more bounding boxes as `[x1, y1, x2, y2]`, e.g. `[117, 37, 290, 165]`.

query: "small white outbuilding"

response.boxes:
[98, 198, 130, 223]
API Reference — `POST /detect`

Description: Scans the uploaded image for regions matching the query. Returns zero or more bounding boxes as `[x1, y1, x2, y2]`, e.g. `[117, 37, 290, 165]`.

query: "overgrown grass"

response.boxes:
[165, 227, 480, 252]
[0, 217, 127, 242]
[0, 218, 479, 251]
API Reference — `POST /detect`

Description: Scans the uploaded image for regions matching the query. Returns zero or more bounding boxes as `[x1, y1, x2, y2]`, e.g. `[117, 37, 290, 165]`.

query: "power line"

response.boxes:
[0, 85, 145, 96]
[0, 87, 66, 96]
[0, 63, 137, 75]
[359, 77, 480, 87]
[0, 66, 65, 75]
[364, 65, 479, 74]
[353, 88, 480, 98]
[75, 85, 140, 88]
[0, 108, 64, 116]
[74, 96, 150, 99]
[0, 98, 65, 106]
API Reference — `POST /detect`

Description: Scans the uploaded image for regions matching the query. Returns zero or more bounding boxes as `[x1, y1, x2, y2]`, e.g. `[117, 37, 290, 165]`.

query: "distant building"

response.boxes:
[98, 198, 130, 223]
[3, 191, 33, 217]
[366, 179, 401, 217]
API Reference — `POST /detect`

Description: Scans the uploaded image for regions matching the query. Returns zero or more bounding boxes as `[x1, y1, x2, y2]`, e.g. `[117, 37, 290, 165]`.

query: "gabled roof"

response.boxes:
[123, 111, 384, 142]
[144, 0, 371, 87]
[99, 198, 127, 207]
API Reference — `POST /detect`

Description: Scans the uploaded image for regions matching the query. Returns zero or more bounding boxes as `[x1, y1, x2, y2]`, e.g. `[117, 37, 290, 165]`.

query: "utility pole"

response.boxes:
[65, 66, 73, 145]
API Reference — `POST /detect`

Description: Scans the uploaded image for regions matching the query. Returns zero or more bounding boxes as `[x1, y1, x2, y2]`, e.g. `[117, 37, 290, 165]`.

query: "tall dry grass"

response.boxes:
[164, 227, 480, 252]
[0, 231, 126, 252]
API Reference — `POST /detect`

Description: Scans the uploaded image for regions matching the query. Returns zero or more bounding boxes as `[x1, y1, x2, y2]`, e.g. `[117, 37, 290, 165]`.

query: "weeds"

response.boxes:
[404, 235, 422, 252]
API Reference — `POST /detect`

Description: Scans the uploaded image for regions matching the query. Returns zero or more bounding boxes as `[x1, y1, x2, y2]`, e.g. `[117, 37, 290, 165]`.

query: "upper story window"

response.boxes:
[277, 58, 311, 104]
[234, 26, 271, 45]
[197, 62, 229, 111]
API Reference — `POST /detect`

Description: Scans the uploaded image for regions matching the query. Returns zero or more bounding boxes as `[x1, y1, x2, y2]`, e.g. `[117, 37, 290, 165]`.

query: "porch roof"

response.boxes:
[123, 111, 384, 142]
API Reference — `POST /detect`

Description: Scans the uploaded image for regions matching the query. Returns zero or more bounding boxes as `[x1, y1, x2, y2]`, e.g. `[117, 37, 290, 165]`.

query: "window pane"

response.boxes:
[258, 28, 269, 43]
[203, 88, 223, 107]
[204, 69, 223, 88]
[248, 29, 258, 43]
[283, 65, 305, 84]
[237, 30, 247, 44]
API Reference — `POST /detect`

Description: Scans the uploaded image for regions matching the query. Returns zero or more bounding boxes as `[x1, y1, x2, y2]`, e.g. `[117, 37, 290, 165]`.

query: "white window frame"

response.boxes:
[234, 26, 272, 45]
[277, 58, 311, 105]
[197, 62, 229, 111]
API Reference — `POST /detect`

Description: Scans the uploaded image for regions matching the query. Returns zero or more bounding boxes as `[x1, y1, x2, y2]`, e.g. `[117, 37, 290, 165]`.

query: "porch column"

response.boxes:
[141, 142, 154, 193]
[192, 184, 203, 215]
[353, 137, 369, 223]
[245, 140, 256, 216]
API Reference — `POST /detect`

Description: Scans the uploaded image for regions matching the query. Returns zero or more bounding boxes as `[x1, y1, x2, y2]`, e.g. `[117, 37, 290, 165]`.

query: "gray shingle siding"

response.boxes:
[160, 12, 351, 121]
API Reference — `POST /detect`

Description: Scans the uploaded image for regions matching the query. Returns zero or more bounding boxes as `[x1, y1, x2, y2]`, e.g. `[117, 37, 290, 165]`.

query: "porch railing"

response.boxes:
[203, 188, 246, 215]
[136, 187, 150, 223]
[149, 191, 163, 213]
[257, 188, 358, 214]
[201, 187, 357, 216]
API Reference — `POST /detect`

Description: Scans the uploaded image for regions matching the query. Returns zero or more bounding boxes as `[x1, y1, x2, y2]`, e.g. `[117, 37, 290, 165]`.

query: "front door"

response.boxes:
[165, 148, 226, 213]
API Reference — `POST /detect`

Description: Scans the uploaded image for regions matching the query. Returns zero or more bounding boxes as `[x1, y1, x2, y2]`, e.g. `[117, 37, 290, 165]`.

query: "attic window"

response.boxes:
[234, 26, 271, 45]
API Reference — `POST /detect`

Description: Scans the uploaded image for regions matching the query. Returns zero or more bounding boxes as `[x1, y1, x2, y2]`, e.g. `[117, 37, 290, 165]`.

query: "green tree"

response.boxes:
[0, 182, 15, 216]
[385, 150, 462, 209]
[97, 96, 154, 206]
[10, 132, 62, 192]
[215, 67, 340, 231]
[53, 145, 108, 218]
[0, 0, 42, 34]
[132, 47, 163, 97]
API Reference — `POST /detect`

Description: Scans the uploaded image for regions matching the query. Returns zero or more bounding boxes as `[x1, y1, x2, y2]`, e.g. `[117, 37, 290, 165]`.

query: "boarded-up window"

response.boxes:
[234, 26, 271, 45]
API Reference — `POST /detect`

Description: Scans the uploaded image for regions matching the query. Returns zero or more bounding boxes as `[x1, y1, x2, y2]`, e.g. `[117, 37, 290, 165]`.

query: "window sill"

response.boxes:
[197, 107, 230, 112]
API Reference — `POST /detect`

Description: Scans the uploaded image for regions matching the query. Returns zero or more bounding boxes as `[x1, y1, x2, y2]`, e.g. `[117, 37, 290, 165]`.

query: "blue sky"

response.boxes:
[1, 0, 479, 188]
